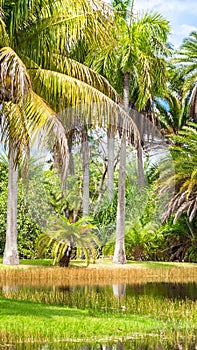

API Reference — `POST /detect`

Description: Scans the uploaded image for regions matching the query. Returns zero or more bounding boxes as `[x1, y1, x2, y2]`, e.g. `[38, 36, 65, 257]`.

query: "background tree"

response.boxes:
[0, 0, 140, 264]
[173, 31, 197, 122]
[157, 122, 197, 223]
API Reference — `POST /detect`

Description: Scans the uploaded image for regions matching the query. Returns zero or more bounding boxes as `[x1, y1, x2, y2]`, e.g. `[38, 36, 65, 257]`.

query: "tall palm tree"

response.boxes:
[0, 48, 69, 265]
[0, 0, 139, 264]
[87, 2, 170, 263]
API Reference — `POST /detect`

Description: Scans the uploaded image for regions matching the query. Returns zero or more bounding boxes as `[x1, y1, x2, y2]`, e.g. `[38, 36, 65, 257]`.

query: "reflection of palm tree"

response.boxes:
[112, 283, 126, 298]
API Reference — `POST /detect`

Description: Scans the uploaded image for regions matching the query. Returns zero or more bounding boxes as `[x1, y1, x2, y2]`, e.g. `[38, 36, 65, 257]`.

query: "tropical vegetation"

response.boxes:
[0, 0, 196, 266]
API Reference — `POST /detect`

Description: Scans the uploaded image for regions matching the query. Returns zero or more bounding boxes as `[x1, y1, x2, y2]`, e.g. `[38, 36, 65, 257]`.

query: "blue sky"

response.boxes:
[106, 0, 197, 48]
[133, 0, 197, 48]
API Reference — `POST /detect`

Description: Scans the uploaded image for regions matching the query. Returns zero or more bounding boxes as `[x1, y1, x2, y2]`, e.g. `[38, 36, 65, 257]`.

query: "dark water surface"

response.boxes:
[2, 281, 197, 300]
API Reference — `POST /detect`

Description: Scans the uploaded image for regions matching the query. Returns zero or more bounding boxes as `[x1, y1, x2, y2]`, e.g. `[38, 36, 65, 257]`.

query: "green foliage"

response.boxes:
[158, 122, 197, 222]
[37, 215, 100, 266]
[158, 216, 197, 262]
[0, 159, 55, 258]
[93, 194, 118, 255]
[124, 221, 164, 260]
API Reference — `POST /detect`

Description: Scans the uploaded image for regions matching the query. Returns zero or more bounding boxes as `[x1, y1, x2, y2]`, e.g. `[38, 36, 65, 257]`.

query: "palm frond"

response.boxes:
[158, 122, 197, 222]
[36, 214, 100, 265]
[0, 47, 32, 103]
[30, 67, 140, 140]
[8, 0, 114, 60]
[0, 17, 9, 47]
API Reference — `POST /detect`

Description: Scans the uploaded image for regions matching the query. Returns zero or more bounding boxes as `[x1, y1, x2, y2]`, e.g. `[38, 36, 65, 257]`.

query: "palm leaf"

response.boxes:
[30, 67, 140, 139]
[0, 47, 32, 103]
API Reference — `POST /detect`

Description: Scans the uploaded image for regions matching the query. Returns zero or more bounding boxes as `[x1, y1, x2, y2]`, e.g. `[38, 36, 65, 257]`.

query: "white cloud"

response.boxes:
[180, 24, 197, 35]
[104, 0, 197, 48]
[133, 0, 197, 15]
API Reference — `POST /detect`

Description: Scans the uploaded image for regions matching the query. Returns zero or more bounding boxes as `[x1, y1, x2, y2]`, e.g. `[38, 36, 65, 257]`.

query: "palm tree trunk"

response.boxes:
[107, 125, 115, 201]
[113, 72, 130, 264]
[3, 148, 19, 265]
[137, 140, 145, 188]
[59, 244, 72, 267]
[82, 128, 90, 217]
[67, 130, 75, 176]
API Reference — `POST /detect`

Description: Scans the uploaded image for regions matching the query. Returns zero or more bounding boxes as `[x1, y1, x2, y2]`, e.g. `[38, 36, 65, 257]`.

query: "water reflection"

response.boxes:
[112, 284, 126, 298]
[6, 338, 197, 350]
[126, 281, 197, 301]
[1, 282, 197, 301]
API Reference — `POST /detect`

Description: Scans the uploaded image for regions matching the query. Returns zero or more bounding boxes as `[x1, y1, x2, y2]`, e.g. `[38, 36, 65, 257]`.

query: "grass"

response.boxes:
[0, 298, 163, 342]
[0, 259, 197, 348]
[0, 259, 197, 288]
[1, 257, 197, 269]
[0, 297, 196, 347]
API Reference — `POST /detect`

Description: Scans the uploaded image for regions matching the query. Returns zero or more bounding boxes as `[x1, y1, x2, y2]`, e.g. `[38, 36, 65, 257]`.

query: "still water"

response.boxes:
[2, 281, 197, 300]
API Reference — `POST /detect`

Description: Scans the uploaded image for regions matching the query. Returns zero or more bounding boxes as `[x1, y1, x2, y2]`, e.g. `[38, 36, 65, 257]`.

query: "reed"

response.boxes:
[1, 263, 197, 288]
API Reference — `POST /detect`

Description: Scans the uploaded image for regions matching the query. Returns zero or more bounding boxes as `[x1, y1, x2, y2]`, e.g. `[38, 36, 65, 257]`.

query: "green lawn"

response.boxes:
[1, 257, 197, 269]
[0, 298, 192, 345]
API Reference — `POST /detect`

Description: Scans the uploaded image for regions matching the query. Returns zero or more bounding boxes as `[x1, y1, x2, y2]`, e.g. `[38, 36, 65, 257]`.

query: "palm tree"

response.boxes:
[87, 2, 170, 263]
[173, 31, 197, 122]
[0, 0, 139, 264]
[0, 48, 66, 265]
[155, 90, 190, 134]
[37, 216, 100, 266]
[158, 122, 197, 223]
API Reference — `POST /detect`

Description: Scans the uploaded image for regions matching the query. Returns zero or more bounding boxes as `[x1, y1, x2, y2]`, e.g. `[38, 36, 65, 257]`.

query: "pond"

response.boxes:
[1, 281, 197, 303]
[0, 266, 197, 349]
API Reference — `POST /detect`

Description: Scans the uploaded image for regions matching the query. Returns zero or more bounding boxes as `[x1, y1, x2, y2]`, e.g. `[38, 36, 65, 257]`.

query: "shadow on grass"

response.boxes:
[0, 298, 87, 318]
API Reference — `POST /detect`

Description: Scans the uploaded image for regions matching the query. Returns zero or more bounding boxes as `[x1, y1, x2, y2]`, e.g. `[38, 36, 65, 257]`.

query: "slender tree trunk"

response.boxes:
[113, 72, 130, 264]
[107, 125, 115, 201]
[137, 140, 145, 188]
[67, 130, 75, 176]
[82, 128, 90, 216]
[3, 148, 19, 265]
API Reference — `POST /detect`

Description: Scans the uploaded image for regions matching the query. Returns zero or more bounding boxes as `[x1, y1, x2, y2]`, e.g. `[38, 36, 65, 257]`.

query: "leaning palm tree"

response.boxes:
[0, 0, 140, 265]
[37, 216, 100, 266]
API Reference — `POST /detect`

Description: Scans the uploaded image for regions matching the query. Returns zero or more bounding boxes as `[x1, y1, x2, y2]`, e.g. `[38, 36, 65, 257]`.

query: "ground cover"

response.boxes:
[0, 260, 197, 348]
[0, 297, 196, 347]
